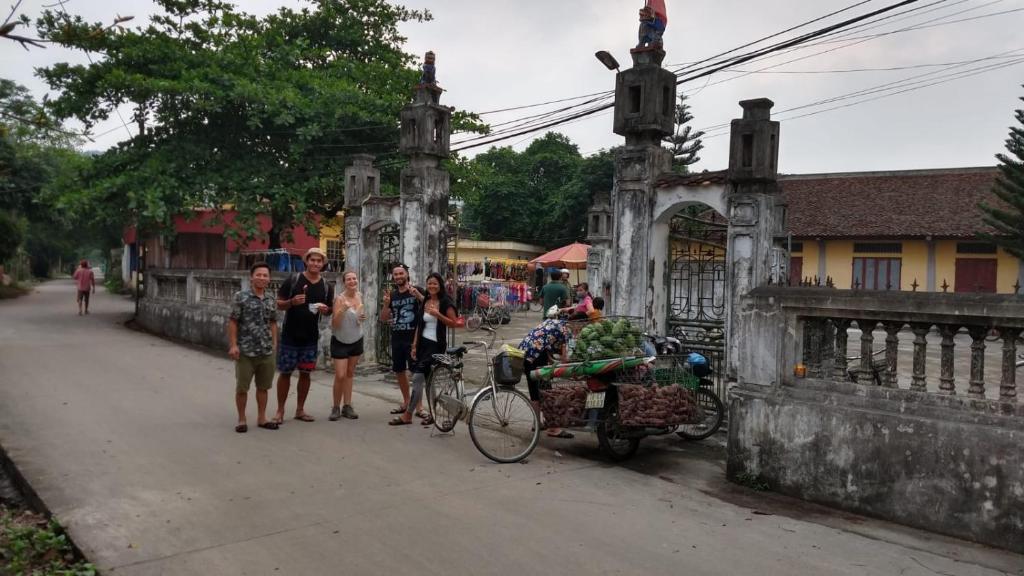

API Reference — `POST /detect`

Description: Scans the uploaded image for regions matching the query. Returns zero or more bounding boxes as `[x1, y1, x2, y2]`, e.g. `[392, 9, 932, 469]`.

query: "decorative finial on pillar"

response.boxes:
[911, 278, 919, 292]
[1014, 279, 1021, 295]
[941, 279, 950, 293]
[636, 0, 667, 49]
[415, 51, 442, 105]
[420, 51, 436, 86]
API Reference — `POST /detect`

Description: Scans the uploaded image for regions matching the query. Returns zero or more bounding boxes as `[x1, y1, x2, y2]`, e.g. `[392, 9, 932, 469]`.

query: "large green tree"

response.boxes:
[35, 0, 480, 247]
[981, 86, 1024, 260]
[0, 79, 90, 276]
[456, 133, 613, 248]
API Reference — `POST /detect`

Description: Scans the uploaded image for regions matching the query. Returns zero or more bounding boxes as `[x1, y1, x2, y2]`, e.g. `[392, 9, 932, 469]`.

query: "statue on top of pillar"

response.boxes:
[419, 51, 437, 86]
[637, 0, 667, 49]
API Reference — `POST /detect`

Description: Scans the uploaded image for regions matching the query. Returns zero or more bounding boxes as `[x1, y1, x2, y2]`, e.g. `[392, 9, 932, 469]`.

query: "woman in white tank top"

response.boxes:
[329, 271, 365, 421]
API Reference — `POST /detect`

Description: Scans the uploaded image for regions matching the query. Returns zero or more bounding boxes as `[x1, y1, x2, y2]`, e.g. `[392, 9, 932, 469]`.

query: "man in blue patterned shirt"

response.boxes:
[228, 262, 279, 433]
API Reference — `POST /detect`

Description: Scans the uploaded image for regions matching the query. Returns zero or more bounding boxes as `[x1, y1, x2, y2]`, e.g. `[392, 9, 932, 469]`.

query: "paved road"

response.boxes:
[0, 281, 1020, 576]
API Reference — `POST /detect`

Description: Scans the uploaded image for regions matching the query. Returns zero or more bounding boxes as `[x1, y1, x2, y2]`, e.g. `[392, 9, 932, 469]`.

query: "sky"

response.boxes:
[2, 0, 1023, 174]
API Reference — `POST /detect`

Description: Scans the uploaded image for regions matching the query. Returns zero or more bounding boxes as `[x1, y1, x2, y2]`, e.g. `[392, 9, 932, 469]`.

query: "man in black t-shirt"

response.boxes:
[379, 264, 425, 418]
[272, 248, 334, 424]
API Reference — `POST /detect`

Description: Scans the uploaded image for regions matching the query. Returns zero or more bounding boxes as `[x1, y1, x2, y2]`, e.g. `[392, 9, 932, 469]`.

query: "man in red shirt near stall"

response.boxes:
[72, 260, 96, 316]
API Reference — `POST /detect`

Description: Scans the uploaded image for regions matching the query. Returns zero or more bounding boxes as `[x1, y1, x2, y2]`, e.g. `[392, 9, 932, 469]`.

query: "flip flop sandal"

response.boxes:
[258, 422, 279, 430]
[414, 410, 430, 419]
[547, 430, 575, 439]
[390, 406, 408, 415]
[294, 414, 315, 422]
[235, 424, 248, 433]
[420, 416, 435, 426]
[388, 417, 412, 426]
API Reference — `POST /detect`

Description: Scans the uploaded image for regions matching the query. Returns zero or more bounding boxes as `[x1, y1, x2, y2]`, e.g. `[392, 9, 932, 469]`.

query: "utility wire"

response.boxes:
[453, 0, 928, 153]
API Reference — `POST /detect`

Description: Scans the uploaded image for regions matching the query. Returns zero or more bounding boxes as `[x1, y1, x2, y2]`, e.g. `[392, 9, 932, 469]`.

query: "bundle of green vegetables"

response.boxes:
[570, 318, 643, 362]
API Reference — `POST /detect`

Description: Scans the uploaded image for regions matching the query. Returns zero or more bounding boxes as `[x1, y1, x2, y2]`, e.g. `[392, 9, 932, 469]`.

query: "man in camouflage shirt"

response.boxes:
[228, 262, 279, 433]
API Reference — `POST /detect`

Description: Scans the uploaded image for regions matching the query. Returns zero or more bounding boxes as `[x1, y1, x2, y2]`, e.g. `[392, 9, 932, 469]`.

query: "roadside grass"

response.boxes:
[0, 505, 96, 576]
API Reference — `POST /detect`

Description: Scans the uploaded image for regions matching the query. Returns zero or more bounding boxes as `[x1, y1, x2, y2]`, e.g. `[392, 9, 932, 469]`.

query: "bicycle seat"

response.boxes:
[446, 346, 468, 356]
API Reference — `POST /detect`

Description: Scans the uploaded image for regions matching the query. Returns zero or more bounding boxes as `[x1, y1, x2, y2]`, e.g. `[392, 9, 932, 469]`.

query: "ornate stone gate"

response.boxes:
[586, 34, 783, 383]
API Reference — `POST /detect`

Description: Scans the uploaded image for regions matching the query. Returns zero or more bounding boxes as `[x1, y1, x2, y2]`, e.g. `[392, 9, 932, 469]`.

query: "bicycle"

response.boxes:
[426, 328, 540, 463]
[464, 293, 510, 332]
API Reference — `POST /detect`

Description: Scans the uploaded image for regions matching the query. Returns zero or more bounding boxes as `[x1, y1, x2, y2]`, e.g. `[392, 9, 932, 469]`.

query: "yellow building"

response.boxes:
[782, 167, 1022, 294]
[449, 239, 556, 283]
[318, 215, 344, 272]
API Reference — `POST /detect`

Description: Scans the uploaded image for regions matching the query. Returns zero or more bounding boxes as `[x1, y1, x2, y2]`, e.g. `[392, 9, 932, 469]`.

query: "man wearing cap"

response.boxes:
[272, 247, 334, 424]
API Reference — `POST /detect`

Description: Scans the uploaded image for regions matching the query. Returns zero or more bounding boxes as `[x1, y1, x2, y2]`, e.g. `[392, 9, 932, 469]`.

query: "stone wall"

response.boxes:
[729, 287, 1024, 553]
[137, 270, 336, 367]
[729, 380, 1024, 553]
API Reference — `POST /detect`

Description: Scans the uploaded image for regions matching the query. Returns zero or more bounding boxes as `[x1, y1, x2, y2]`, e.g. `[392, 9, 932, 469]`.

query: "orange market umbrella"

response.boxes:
[530, 242, 591, 270]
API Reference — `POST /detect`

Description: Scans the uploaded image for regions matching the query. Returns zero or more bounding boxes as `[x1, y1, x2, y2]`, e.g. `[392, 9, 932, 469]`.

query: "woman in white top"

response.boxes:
[389, 272, 458, 426]
[329, 271, 365, 421]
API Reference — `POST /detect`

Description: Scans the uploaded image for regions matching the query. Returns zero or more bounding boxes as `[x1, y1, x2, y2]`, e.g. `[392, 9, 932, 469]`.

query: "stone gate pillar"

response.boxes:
[725, 99, 781, 381]
[343, 154, 380, 273]
[607, 48, 676, 326]
[398, 73, 451, 282]
[586, 191, 614, 304]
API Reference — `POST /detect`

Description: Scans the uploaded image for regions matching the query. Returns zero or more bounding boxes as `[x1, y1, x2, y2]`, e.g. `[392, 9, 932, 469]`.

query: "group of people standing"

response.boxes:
[228, 248, 603, 438]
[228, 247, 366, 433]
[227, 248, 463, 433]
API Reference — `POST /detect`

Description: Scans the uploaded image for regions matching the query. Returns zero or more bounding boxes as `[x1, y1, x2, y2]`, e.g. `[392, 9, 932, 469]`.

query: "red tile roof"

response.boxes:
[656, 170, 729, 188]
[780, 167, 1001, 239]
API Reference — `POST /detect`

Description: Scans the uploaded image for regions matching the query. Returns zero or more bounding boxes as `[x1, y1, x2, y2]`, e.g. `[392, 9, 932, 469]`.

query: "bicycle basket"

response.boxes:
[477, 293, 491, 308]
[492, 347, 525, 386]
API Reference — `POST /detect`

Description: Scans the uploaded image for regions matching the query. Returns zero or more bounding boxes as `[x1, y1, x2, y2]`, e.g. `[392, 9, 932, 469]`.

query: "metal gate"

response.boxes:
[667, 209, 728, 399]
[375, 224, 401, 368]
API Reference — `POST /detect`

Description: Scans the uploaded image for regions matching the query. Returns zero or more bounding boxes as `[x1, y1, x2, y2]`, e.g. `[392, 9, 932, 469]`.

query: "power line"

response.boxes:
[699, 54, 1024, 138]
[681, 0, 1009, 97]
[451, 0, 936, 153]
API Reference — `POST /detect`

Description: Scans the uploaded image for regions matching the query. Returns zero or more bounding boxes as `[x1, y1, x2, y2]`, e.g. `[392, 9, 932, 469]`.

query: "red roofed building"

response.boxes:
[122, 210, 329, 280]
[781, 167, 1021, 294]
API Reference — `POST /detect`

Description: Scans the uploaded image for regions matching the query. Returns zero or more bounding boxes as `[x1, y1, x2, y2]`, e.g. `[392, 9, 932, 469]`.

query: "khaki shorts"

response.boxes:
[236, 354, 275, 393]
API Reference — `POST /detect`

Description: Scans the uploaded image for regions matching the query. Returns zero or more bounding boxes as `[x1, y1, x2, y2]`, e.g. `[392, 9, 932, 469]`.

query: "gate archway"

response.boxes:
[375, 224, 401, 368]
[667, 207, 728, 398]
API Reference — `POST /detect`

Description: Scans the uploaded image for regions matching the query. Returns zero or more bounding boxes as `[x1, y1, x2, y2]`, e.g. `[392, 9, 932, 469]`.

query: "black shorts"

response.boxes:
[330, 337, 364, 359]
[391, 337, 414, 373]
[524, 356, 551, 402]
[412, 339, 445, 376]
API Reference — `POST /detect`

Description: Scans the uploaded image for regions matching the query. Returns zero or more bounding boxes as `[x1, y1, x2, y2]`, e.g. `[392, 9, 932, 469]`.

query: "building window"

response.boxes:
[956, 242, 997, 254]
[852, 257, 901, 290]
[789, 242, 804, 253]
[853, 242, 902, 254]
[325, 239, 343, 272]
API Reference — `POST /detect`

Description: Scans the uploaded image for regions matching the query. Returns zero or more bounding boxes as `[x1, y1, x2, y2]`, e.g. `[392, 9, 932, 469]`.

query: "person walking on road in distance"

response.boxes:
[390, 272, 459, 426]
[539, 270, 569, 318]
[329, 270, 365, 421]
[272, 248, 334, 425]
[73, 259, 95, 315]
[228, 262, 279, 433]
[379, 265, 427, 419]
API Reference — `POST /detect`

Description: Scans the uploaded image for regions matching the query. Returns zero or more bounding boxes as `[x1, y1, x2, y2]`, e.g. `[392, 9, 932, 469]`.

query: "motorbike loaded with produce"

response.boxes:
[527, 316, 708, 461]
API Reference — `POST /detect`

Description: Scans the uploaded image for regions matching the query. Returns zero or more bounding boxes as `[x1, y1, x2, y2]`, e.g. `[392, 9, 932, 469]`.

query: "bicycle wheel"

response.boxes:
[596, 402, 640, 461]
[427, 365, 462, 433]
[676, 388, 725, 441]
[468, 387, 539, 463]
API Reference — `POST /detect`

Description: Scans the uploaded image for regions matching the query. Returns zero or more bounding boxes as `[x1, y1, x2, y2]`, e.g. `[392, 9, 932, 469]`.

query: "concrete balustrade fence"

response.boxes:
[728, 287, 1024, 553]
